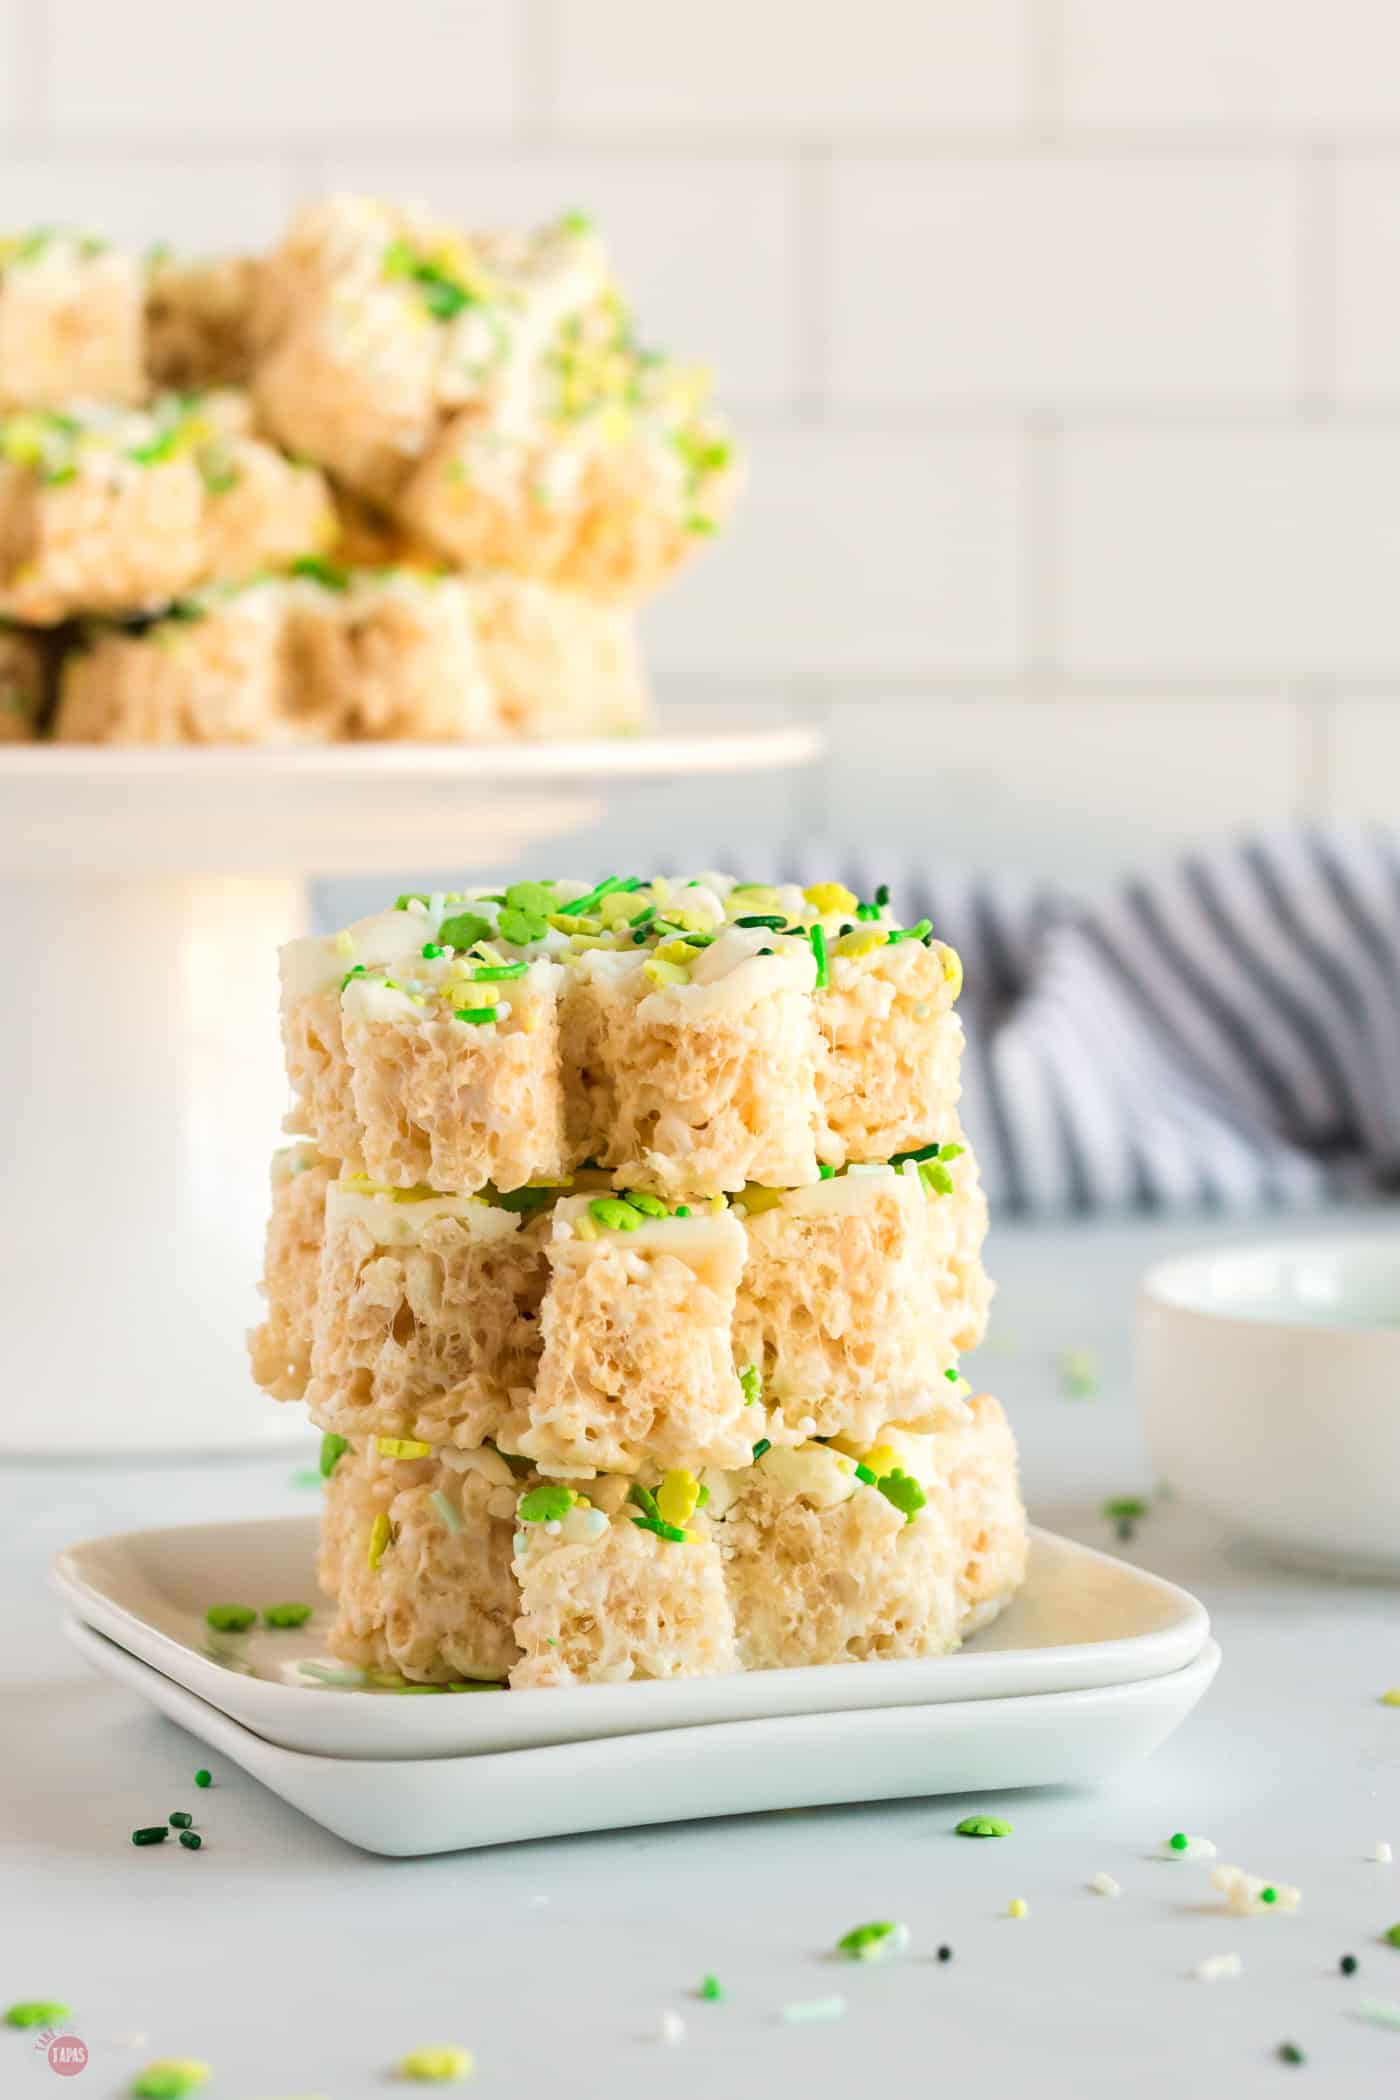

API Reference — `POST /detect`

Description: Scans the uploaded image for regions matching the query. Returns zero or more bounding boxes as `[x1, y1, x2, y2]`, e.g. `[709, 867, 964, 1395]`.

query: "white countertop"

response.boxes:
[7, 1211, 1400, 2099]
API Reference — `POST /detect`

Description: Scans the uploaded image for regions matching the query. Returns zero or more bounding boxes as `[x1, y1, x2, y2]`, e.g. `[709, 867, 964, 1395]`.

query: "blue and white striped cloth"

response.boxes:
[722, 828, 1400, 1216]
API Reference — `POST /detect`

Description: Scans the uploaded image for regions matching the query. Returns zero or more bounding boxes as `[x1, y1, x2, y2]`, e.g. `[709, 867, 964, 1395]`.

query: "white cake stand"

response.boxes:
[0, 728, 818, 1457]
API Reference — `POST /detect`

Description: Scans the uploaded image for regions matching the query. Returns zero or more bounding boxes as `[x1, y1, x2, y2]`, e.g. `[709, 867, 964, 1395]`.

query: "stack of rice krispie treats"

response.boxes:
[0, 201, 734, 743]
[251, 873, 1028, 1690]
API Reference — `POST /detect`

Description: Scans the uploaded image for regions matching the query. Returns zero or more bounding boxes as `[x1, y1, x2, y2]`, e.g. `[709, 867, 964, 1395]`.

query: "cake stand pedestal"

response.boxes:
[0, 730, 817, 1456]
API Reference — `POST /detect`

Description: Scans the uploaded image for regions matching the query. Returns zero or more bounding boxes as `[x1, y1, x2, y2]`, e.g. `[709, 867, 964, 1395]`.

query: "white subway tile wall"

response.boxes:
[7, 0, 1400, 881]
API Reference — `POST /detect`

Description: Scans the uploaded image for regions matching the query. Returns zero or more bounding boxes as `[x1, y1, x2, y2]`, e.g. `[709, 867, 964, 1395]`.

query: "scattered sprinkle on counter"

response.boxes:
[1376, 1842, 1394, 1864]
[1380, 1689, 1400, 1707]
[1213, 1866, 1301, 1916]
[937, 1945, 953, 1963]
[1277, 2042, 1306, 2066]
[194, 1770, 212, 1788]
[1341, 1954, 1359, 1975]
[1384, 1923, 1400, 1948]
[1357, 1998, 1400, 2030]
[1195, 1953, 1242, 1982]
[1163, 1833, 1217, 1861]
[699, 1975, 722, 2001]
[1090, 1873, 1121, 1898]
[5, 2001, 72, 2028]
[837, 1920, 908, 1961]
[168, 1813, 192, 1829]
[782, 1997, 845, 2025]
[178, 1831, 202, 1851]
[131, 1826, 168, 1847]
[398, 2043, 474, 2082]
[130, 2061, 212, 2098]
[657, 2012, 685, 2045]
[956, 1814, 1013, 1838]
[1008, 1898, 1029, 1920]
[264, 1601, 314, 1628]
[1057, 1346, 1101, 1398]
[204, 1603, 256, 1633]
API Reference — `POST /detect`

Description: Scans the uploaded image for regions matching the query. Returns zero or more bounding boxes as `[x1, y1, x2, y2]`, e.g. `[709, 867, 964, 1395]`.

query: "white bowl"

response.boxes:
[1137, 1236, 1400, 1575]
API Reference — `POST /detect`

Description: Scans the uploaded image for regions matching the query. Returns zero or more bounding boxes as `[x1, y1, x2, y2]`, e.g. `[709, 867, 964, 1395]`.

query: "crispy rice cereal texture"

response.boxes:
[470, 571, 650, 739]
[322, 1444, 522, 1683]
[0, 235, 146, 410]
[145, 254, 260, 391]
[285, 572, 500, 742]
[716, 1441, 966, 1671]
[815, 937, 965, 1165]
[304, 1185, 548, 1449]
[934, 1391, 1028, 1634]
[339, 965, 568, 1193]
[732, 1162, 989, 1446]
[280, 986, 365, 1170]
[399, 411, 737, 605]
[54, 587, 291, 744]
[247, 1146, 335, 1400]
[511, 1505, 737, 1688]
[566, 945, 822, 1197]
[522, 1198, 753, 1473]
[0, 625, 46, 739]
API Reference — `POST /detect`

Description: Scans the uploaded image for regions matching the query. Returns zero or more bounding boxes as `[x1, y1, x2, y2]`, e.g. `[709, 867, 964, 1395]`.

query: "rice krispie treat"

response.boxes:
[248, 1145, 336, 1399]
[470, 571, 649, 739]
[0, 624, 48, 740]
[251, 195, 735, 600]
[282, 565, 501, 741]
[930, 1391, 1028, 1635]
[0, 392, 333, 624]
[145, 252, 260, 391]
[279, 876, 964, 1197]
[54, 583, 294, 744]
[0, 228, 146, 410]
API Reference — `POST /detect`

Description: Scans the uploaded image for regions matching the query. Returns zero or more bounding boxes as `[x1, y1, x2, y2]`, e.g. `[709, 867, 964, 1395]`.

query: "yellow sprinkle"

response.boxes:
[656, 1469, 700, 1527]
[654, 938, 696, 965]
[333, 931, 356, 958]
[1008, 1898, 1029, 1919]
[131, 2060, 212, 2097]
[803, 882, 858, 916]
[574, 1216, 599, 1241]
[643, 957, 690, 989]
[861, 1444, 896, 1478]
[942, 946, 963, 999]
[834, 928, 884, 961]
[376, 1437, 431, 1460]
[399, 2043, 474, 2083]
[707, 1193, 726, 1214]
[367, 1512, 392, 1569]
[1381, 1689, 1400, 1707]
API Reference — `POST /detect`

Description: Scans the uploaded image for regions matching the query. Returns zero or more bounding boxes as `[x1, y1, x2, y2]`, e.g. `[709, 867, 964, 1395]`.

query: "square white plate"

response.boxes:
[53, 1515, 1210, 1760]
[65, 1614, 1221, 1857]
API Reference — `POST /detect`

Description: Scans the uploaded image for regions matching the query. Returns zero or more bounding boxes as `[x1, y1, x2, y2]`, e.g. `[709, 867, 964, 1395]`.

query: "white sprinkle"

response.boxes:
[430, 1490, 465, 1536]
[1195, 1953, 1242, 1982]
[1358, 1997, 1400, 2031]
[1089, 1873, 1121, 1898]
[1211, 1864, 1301, 1916]
[782, 1997, 846, 2025]
[544, 1519, 562, 1536]
[1375, 1841, 1393, 1864]
[658, 2011, 685, 2044]
[1161, 1834, 1216, 1862]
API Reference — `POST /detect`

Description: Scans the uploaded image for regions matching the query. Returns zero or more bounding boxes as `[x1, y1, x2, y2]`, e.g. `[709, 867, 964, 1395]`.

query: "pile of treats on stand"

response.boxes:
[0, 199, 736, 744]
[251, 872, 1029, 1690]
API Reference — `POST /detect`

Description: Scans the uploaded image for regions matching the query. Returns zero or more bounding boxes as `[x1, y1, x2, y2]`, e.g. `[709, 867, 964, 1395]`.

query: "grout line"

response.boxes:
[1023, 415, 1061, 680]
[1294, 686, 1337, 820]
[1026, 0, 1064, 137]
[11, 0, 50, 144]
[1297, 148, 1338, 406]
[646, 669, 1400, 699]
[733, 400, 1400, 433]
[517, 0, 557, 137]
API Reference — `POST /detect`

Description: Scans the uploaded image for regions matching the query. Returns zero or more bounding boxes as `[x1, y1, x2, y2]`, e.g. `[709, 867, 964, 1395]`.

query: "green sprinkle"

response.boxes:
[1277, 2043, 1305, 2066]
[5, 2001, 72, 2028]
[556, 874, 636, 919]
[589, 1196, 645, 1231]
[955, 1814, 1013, 1838]
[204, 1603, 255, 1633]
[263, 1601, 313, 1629]
[1103, 1496, 1148, 1521]
[319, 1431, 349, 1478]
[178, 1830, 202, 1851]
[628, 1482, 660, 1521]
[781, 1997, 845, 2025]
[876, 1468, 926, 1521]
[340, 962, 367, 990]
[943, 1366, 960, 1382]
[470, 961, 528, 981]
[818, 1162, 836, 1179]
[194, 1769, 211, 1788]
[1341, 1954, 1358, 1975]
[421, 941, 443, 959]
[518, 1483, 576, 1524]
[169, 1812, 193, 1829]
[436, 909, 494, 951]
[675, 1204, 691, 1217]
[1358, 1998, 1400, 2030]
[836, 1920, 908, 1962]
[1058, 1345, 1102, 1399]
[733, 913, 787, 930]
[395, 892, 430, 911]
[699, 1974, 722, 2001]
[886, 917, 933, 946]
[751, 1438, 772, 1461]
[632, 1514, 689, 1544]
[496, 905, 548, 945]
[875, 884, 891, 908]
[854, 1462, 876, 1485]
[131, 2064, 212, 2099]
[1385, 1923, 1400, 1948]
[291, 553, 349, 591]
[810, 923, 828, 989]
[453, 1005, 503, 1025]
[919, 1159, 954, 1196]
[131, 1826, 168, 1846]
[288, 1466, 321, 1489]
[1169, 1832, 1189, 1852]
[739, 1365, 762, 1406]
[622, 1189, 670, 1217]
